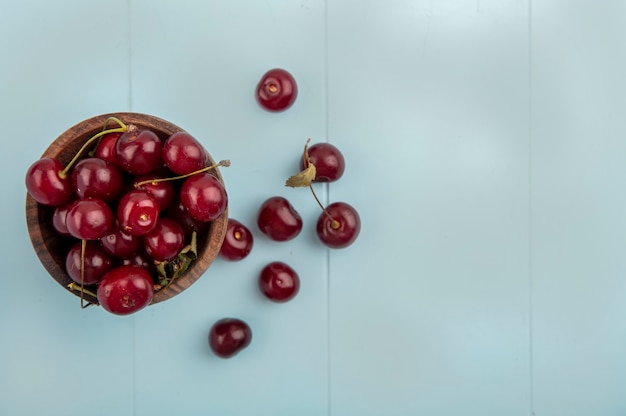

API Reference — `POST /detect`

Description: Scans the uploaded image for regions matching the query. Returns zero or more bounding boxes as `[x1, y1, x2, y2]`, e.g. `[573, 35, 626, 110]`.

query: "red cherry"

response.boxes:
[52, 198, 76, 237]
[257, 196, 302, 242]
[255, 68, 298, 112]
[97, 265, 154, 315]
[71, 157, 123, 201]
[25, 158, 72, 206]
[163, 131, 209, 175]
[303, 142, 346, 182]
[208, 318, 252, 358]
[65, 198, 114, 240]
[134, 172, 175, 212]
[219, 219, 253, 261]
[115, 129, 163, 175]
[316, 202, 361, 249]
[143, 218, 185, 262]
[165, 198, 210, 235]
[258, 261, 300, 302]
[94, 132, 122, 165]
[100, 221, 141, 259]
[180, 173, 227, 222]
[65, 241, 114, 285]
[117, 190, 160, 236]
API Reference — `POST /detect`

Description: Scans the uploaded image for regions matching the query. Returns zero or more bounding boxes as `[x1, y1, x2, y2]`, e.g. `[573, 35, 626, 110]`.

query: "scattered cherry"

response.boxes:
[255, 68, 298, 112]
[316, 202, 361, 249]
[208, 318, 252, 358]
[219, 219, 253, 261]
[97, 265, 154, 315]
[302, 142, 345, 182]
[257, 196, 302, 242]
[258, 261, 300, 302]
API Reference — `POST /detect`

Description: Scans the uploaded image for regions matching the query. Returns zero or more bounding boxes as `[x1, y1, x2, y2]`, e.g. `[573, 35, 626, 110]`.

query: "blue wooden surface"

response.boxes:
[2, 1, 626, 415]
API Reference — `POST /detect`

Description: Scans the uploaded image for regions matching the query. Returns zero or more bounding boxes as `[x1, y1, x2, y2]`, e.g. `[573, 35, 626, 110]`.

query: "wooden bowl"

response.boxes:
[25, 112, 228, 306]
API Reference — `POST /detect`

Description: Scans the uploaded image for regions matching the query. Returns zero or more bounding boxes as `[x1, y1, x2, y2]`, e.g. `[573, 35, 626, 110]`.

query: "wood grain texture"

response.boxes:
[25, 112, 228, 306]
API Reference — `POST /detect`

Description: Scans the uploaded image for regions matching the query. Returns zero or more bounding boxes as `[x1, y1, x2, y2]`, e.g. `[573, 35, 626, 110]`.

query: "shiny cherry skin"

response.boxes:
[94, 132, 122, 165]
[71, 157, 123, 201]
[165, 198, 210, 235]
[143, 218, 185, 262]
[117, 190, 160, 236]
[134, 172, 175, 211]
[180, 173, 227, 222]
[257, 196, 302, 242]
[163, 131, 208, 175]
[52, 198, 76, 237]
[115, 129, 163, 175]
[25, 157, 72, 206]
[100, 221, 141, 259]
[258, 261, 300, 302]
[302, 142, 346, 182]
[97, 265, 154, 315]
[65, 241, 114, 285]
[255, 68, 298, 112]
[317, 202, 361, 249]
[208, 318, 252, 359]
[219, 219, 253, 261]
[65, 198, 114, 240]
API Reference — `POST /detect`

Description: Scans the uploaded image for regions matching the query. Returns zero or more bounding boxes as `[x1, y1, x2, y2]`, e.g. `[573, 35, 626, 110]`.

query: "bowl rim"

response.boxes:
[25, 112, 228, 307]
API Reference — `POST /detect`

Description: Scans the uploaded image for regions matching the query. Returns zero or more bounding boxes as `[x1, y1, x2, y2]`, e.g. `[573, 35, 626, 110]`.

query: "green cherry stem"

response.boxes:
[59, 122, 132, 179]
[67, 283, 98, 301]
[133, 160, 231, 188]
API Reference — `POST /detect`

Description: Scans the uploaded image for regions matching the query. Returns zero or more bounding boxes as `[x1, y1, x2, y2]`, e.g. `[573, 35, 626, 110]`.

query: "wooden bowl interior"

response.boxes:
[25, 112, 228, 306]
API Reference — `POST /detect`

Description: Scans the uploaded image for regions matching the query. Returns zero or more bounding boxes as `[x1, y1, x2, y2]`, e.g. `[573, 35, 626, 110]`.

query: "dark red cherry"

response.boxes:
[134, 172, 175, 211]
[100, 222, 141, 259]
[65, 241, 114, 285]
[143, 218, 185, 262]
[258, 261, 300, 303]
[257, 196, 302, 242]
[165, 198, 209, 235]
[94, 132, 121, 165]
[120, 252, 157, 278]
[255, 68, 298, 112]
[97, 265, 154, 315]
[303, 142, 346, 182]
[117, 190, 160, 236]
[219, 219, 253, 261]
[71, 157, 123, 201]
[25, 158, 72, 206]
[115, 129, 163, 175]
[208, 318, 252, 359]
[163, 131, 209, 175]
[180, 173, 227, 222]
[316, 202, 361, 249]
[52, 198, 76, 237]
[65, 198, 114, 240]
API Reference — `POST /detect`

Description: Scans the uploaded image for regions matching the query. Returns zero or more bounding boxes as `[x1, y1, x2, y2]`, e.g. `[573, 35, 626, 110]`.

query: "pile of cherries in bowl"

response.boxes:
[25, 115, 228, 316]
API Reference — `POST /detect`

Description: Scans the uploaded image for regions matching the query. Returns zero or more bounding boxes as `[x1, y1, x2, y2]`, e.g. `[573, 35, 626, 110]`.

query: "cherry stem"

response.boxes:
[67, 283, 97, 301]
[133, 160, 231, 188]
[60, 122, 130, 178]
[301, 139, 339, 229]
